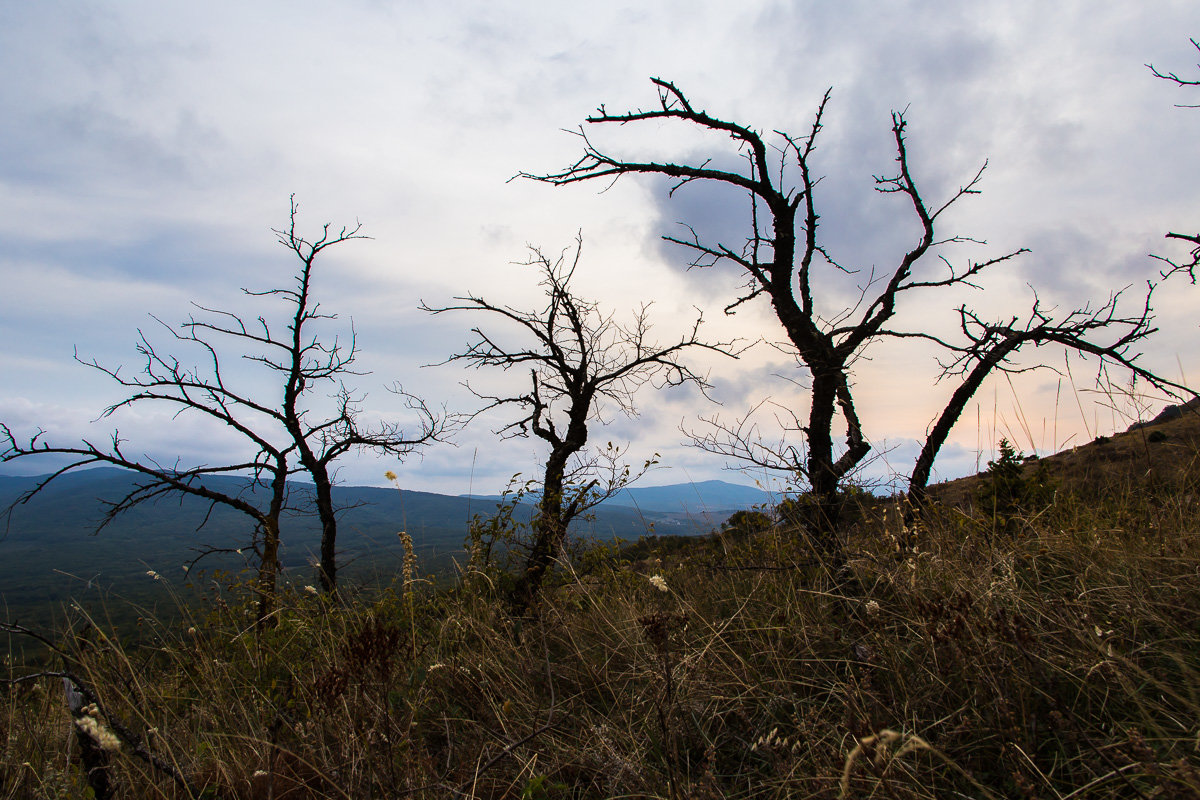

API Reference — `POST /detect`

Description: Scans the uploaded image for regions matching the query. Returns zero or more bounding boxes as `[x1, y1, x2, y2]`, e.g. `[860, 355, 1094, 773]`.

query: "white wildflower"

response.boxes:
[864, 600, 881, 617]
[648, 574, 669, 592]
[74, 715, 121, 752]
[145, 570, 161, 581]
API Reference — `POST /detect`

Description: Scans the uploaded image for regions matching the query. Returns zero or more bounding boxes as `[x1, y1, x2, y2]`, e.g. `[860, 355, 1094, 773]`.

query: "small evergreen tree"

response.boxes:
[976, 438, 1053, 533]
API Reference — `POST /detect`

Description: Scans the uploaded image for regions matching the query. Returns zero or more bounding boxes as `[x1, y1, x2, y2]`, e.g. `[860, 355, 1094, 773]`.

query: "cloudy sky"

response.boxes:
[1, 1, 1197, 497]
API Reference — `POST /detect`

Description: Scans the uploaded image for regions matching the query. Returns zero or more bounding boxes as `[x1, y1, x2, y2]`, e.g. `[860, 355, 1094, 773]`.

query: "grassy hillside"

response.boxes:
[1, 418, 1198, 798]
[930, 400, 1200, 508]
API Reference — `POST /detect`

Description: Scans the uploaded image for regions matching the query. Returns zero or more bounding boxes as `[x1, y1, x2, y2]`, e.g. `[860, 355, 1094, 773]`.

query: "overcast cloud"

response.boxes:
[1, 1, 1197, 496]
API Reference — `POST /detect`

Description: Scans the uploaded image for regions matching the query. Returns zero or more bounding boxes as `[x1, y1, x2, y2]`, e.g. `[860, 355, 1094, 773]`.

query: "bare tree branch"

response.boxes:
[1147, 37, 1200, 101]
[1148, 40, 1200, 279]
[1153, 232, 1200, 283]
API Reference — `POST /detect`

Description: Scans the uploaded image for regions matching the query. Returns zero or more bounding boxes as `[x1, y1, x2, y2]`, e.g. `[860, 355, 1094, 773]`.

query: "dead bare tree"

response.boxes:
[1, 199, 444, 617]
[266, 206, 447, 594]
[1148, 38, 1200, 282]
[422, 236, 737, 614]
[520, 78, 1024, 538]
[906, 288, 1193, 506]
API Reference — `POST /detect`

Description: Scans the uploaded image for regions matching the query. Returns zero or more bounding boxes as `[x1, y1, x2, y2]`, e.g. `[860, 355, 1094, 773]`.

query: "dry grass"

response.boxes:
[3, 452, 1200, 799]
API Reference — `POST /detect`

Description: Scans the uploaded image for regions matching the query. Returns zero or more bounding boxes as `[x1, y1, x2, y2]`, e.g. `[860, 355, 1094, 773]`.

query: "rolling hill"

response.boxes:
[0, 469, 766, 625]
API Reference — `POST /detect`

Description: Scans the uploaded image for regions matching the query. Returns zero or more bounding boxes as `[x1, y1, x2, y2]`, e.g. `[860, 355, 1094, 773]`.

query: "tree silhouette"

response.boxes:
[423, 236, 737, 613]
[2, 200, 444, 617]
[523, 78, 1192, 550]
[520, 78, 1023, 541]
[906, 290, 1190, 506]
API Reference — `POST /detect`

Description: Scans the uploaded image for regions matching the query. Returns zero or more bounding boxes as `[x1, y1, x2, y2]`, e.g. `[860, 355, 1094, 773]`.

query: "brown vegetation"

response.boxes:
[3, 429, 1199, 799]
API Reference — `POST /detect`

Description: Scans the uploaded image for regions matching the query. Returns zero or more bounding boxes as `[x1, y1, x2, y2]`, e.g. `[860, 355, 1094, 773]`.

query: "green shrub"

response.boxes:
[720, 509, 774, 537]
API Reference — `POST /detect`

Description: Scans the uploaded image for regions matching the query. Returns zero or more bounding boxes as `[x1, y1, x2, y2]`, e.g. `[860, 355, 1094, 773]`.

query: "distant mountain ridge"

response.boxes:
[607, 479, 771, 512]
[0, 469, 764, 625]
[463, 478, 771, 514]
